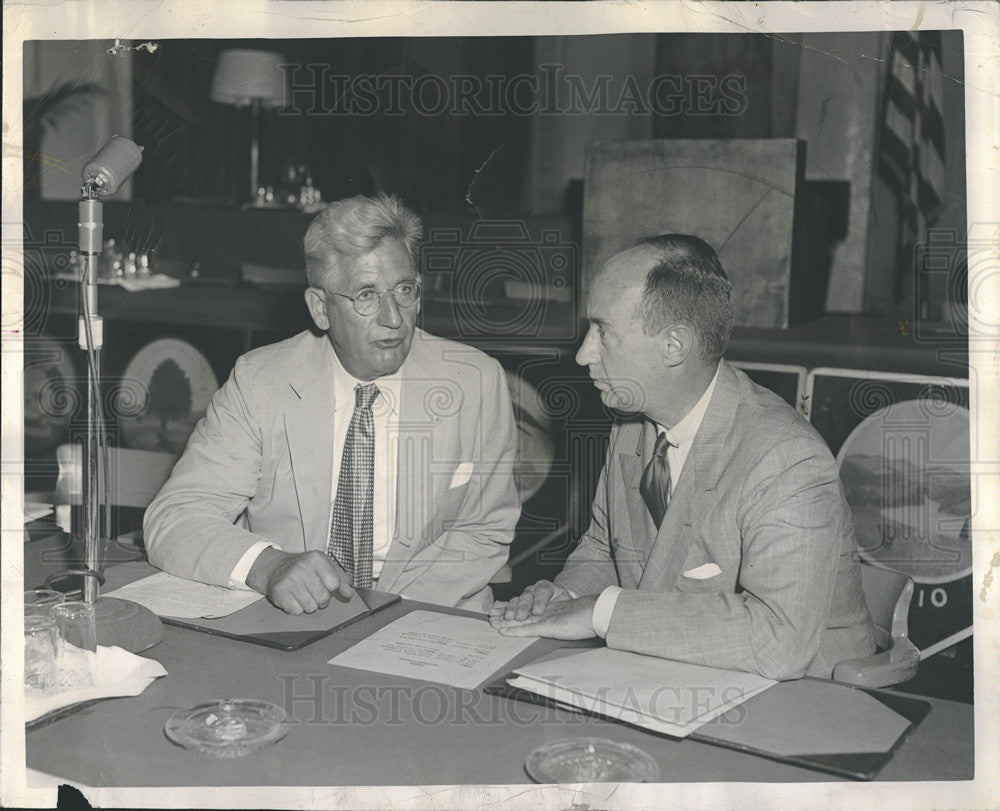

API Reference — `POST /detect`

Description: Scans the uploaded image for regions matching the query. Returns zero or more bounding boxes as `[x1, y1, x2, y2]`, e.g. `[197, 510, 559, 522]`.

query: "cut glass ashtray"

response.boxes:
[525, 737, 661, 783]
[164, 699, 288, 758]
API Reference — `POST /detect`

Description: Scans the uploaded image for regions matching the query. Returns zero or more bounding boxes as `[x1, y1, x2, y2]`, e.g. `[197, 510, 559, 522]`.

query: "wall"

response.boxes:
[795, 32, 886, 313]
[523, 34, 657, 214]
[23, 40, 133, 201]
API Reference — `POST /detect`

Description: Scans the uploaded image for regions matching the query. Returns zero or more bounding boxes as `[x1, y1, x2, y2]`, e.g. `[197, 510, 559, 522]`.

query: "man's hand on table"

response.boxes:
[489, 580, 598, 640]
[489, 579, 572, 621]
[246, 548, 353, 614]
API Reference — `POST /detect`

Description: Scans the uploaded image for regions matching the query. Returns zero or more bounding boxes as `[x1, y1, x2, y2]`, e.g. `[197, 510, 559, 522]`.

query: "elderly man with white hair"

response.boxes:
[146, 194, 520, 614]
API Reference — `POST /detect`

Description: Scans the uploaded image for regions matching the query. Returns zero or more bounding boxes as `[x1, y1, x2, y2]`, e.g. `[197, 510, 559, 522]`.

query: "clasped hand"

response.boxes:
[489, 580, 598, 640]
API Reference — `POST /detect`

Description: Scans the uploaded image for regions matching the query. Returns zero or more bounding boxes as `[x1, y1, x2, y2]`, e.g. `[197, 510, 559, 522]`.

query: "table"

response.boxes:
[23, 562, 973, 786]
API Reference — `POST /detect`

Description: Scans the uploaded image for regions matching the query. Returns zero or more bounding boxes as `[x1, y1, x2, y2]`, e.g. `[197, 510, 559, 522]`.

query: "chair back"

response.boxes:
[859, 563, 913, 651]
[56, 444, 178, 509]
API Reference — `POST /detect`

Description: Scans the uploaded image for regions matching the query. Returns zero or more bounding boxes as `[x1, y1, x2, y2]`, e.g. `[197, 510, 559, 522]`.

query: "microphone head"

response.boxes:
[82, 136, 144, 195]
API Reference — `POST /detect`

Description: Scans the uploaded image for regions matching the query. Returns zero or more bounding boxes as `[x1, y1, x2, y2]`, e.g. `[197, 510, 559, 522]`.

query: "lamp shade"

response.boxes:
[210, 49, 286, 108]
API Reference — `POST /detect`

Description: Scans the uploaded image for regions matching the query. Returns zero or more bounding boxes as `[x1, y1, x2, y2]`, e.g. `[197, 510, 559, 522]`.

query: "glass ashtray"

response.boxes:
[525, 737, 661, 783]
[164, 699, 288, 758]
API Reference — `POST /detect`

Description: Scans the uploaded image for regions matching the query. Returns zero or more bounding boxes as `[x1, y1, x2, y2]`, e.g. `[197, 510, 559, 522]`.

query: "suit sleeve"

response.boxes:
[604, 436, 849, 680]
[387, 358, 521, 607]
[553, 427, 621, 597]
[144, 356, 271, 587]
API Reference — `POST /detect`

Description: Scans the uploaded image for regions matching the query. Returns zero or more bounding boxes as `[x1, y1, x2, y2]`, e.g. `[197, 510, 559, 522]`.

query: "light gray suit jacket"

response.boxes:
[145, 329, 520, 611]
[555, 360, 876, 679]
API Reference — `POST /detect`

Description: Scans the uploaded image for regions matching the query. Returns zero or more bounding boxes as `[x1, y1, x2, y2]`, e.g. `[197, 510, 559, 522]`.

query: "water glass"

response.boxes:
[24, 614, 58, 691]
[24, 589, 66, 618]
[52, 600, 97, 690]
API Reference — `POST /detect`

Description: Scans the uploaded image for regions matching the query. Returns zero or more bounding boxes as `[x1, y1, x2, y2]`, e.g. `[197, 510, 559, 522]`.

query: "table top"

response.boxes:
[24, 562, 973, 787]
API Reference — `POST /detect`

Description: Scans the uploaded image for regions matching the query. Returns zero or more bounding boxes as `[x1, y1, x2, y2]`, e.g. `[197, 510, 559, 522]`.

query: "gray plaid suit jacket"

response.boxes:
[555, 360, 876, 679]
[145, 329, 520, 611]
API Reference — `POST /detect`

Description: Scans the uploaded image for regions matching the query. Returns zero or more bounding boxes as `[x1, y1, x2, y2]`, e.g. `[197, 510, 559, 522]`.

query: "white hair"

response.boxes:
[303, 193, 423, 287]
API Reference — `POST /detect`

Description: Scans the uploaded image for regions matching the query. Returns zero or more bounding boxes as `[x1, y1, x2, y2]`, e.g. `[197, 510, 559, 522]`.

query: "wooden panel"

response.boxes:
[583, 138, 805, 328]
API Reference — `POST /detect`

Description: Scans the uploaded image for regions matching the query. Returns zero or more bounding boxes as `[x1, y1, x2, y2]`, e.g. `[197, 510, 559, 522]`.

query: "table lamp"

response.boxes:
[50, 136, 164, 653]
[210, 49, 286, 202]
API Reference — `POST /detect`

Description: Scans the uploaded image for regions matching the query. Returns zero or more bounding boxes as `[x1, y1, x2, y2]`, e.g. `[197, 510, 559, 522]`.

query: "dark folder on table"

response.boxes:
[485, 664, 930, 781]
[162, 588, 399, 651]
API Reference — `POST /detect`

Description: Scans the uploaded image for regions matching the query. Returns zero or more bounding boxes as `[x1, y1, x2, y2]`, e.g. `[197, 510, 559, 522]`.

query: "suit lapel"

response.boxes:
[391, 356, 435, 550]
[638, 361, 740, 587]
[619, 420, 656, 576]
[282, 332, 459, 585]
[378, 334, 459, 589]
[285, 337, 337, 552]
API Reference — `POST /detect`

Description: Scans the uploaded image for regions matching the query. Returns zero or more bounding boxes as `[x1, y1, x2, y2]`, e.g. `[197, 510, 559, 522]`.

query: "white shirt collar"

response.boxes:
[330, 347, 401, 415]
[659, 363, 721, 448]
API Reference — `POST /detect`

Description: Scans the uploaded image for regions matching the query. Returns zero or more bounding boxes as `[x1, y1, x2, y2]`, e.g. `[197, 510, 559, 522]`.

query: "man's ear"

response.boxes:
[660, 324, 694, 367]
[304, 287, 330, 331]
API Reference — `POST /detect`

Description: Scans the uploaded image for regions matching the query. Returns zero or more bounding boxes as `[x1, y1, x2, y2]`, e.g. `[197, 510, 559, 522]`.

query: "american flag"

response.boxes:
[879, 31, 947, 307]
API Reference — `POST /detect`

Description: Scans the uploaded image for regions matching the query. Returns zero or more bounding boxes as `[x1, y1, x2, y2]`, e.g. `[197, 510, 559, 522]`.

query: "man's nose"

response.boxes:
[376, 291, 403, 328]
[576, 327, 597, 367]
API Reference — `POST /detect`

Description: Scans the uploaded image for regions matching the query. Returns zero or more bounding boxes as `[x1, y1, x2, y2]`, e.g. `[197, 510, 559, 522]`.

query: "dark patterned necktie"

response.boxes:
[327, 383, 379, 588]
[639, 430, 672, 529]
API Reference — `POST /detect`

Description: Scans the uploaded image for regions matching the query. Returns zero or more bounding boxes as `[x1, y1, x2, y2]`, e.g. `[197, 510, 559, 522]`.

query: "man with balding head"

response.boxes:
[146, 194, 519, 613]
[491, 235, 875, 680]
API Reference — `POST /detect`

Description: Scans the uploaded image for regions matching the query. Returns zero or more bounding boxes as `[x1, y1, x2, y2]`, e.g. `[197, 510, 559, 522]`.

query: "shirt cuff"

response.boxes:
[591, 586, 623, 638]
[229, 541, 279, 590]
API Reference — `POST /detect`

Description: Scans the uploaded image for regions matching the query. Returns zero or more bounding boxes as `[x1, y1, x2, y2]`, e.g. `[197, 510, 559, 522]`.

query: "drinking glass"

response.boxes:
[24, 589, 66, 618]
[52, 600, 97, 690]
[24, 614, 58, 691]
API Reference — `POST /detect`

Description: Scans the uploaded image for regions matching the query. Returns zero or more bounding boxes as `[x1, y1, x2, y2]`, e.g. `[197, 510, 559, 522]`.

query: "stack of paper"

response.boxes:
[330, 610, 538, 690]
[103, 572, 264, 618]
[507, 648, 776, 738]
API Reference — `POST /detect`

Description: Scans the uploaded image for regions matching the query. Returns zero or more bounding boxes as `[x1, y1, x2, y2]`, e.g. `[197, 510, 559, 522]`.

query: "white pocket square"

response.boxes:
[448, 462, 474, 489]
[682, 562, 722, 580]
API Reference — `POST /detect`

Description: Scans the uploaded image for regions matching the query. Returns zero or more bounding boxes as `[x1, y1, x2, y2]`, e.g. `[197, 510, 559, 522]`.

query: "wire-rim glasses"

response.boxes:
[329, 280, 421, 316]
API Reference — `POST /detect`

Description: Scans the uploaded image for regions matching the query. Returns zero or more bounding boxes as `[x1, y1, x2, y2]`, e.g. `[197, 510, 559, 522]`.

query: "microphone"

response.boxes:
[68, 134, 165, 652]
[82, 135, 143, 196]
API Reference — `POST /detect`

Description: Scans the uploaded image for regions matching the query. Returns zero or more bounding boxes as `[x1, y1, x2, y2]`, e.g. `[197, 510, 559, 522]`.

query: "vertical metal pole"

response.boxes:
[250, 98, 261, 201]
[79, 197, 104, 605]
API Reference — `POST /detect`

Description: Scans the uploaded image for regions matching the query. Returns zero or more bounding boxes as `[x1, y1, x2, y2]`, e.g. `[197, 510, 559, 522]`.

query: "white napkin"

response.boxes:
[25, 645, 168, 723]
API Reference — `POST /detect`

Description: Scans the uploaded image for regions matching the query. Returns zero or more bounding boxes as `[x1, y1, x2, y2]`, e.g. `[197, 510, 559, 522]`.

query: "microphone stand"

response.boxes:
[78, 188, 104, 606]
[47, 143, 164, 653]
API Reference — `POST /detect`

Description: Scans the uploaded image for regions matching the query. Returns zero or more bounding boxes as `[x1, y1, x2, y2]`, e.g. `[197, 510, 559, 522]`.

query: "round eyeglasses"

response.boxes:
[329, 281, 421, 316]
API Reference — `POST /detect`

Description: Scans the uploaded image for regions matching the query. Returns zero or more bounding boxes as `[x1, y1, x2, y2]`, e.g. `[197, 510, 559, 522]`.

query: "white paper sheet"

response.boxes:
[328, 610, 537, 690]
[508, 647, 776, 738]
[102, 572, 264, 619]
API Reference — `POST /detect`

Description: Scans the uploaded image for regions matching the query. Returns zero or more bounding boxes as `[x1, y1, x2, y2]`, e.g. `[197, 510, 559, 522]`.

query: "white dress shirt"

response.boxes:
[228, 349, 401, 588]
[590, 363, 721, 636]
